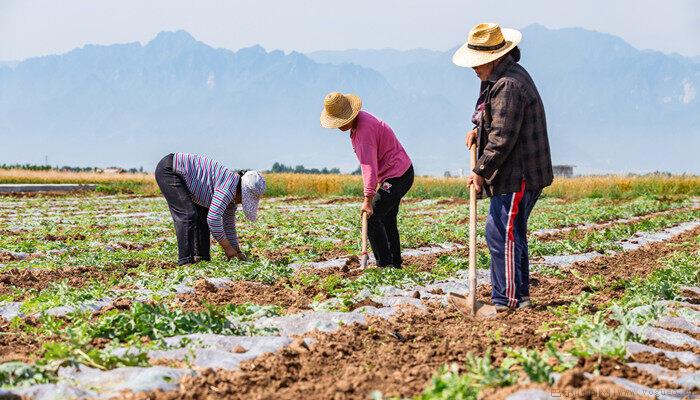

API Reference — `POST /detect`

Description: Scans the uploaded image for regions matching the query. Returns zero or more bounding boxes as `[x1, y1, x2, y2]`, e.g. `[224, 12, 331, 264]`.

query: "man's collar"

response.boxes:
[487, 55, 515, 83]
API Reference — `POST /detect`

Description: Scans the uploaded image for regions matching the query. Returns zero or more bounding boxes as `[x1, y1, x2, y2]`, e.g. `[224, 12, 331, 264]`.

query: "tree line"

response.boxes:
[269, 162, 361, 175]
[0, 164, 145, 173]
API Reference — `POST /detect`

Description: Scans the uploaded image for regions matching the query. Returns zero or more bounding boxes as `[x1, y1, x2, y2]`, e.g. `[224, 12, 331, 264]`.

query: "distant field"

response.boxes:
[0, 168, 698, 199]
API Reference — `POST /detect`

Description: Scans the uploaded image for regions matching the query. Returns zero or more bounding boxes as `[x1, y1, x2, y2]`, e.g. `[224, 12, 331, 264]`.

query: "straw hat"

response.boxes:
[320, 92, 362, 129]
[452, 23, 522, 68]
[240, 170, 266, 221]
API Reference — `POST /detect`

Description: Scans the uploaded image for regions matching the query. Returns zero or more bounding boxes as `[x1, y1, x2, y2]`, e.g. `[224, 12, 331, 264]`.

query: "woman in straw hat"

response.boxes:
[320, 93, 414, 268]
[453, 23, 553, 312]
[155, 153, 266, 265]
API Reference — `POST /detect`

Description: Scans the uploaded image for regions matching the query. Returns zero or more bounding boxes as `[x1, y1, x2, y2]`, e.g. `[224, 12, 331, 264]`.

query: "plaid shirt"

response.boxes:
[473, 55, 553, 197]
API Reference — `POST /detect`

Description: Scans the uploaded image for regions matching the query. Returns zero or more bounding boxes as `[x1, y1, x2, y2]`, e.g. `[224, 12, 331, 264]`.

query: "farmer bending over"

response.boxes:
[155, 153, 266, 265]
[320, 93, 414, 268]
[454, 23, 553, 311]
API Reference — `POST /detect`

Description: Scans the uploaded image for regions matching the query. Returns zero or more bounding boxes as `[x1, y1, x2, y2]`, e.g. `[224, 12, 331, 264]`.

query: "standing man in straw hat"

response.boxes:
[155, 153, 266, 265]
[320, 93, 414, 268]
[453, 23, 553, 312]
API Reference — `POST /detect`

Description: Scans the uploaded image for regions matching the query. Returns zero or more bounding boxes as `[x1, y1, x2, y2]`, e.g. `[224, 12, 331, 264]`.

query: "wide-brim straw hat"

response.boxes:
[320, 92, 362, 129]
[453, 23, 522, 68]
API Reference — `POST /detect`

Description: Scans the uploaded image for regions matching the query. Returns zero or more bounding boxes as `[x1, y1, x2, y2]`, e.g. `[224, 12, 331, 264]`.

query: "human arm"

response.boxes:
[355, 142, 378, 217]
[207, 188, 244, 261]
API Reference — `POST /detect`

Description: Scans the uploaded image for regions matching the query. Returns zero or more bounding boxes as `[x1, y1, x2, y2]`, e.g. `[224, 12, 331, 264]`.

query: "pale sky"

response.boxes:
[1, 0, 699, 61]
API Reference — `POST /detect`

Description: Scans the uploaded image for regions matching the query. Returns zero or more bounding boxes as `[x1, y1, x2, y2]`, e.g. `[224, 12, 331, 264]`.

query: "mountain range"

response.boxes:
[1, 24, 698, 174]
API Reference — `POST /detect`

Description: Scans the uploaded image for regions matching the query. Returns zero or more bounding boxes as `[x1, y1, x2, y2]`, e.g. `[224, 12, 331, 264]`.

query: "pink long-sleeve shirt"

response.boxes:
[351, 111, 412, 197]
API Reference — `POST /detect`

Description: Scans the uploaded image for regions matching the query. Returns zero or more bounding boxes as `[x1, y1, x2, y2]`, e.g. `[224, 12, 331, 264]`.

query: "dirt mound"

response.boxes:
[552, 369, 653, 400]
[0, 265, 96, 295]
[629, 351, 692, 371]
[0, 321, 45, 364]
[178, 279, 322, 313]
[194, 279, 218, 293]
[128, 302, 555, 400]
[436, 198, 468, 205]
[322, 197, 356, 204]
[0, 251, 16, 263]
[343, 255, 360, 270]
[578, 357, 682, 389]
[349, 297, 383, 311]
[0, 257, 169, 297]
[96, 298, 133, 316]
[108, 241, 148, 251]
[644, 340, 700, 356]
[43, 233, 86, 241]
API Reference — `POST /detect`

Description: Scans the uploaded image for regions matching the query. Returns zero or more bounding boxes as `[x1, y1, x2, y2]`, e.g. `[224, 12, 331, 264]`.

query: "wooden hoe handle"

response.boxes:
[468, 144, 478, 315]
[361, 211, 369, 256]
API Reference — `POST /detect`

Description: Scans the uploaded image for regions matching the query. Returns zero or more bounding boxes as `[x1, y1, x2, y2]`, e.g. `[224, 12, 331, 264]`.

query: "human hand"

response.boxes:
[467, 172, 484, 193]
[361, 197, 374, 218]
[465, 128, 477, 149]
[234, 250, 247, 261]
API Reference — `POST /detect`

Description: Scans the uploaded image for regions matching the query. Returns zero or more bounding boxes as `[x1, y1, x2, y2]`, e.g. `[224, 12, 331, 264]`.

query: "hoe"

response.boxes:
[360, 211, 369, 268]
[449, 143, 497, 319]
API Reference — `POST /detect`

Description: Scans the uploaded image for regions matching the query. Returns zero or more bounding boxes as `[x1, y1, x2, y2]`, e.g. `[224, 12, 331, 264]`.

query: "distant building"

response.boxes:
[553, 165, 575, 177]
[102, 168, 125, 174]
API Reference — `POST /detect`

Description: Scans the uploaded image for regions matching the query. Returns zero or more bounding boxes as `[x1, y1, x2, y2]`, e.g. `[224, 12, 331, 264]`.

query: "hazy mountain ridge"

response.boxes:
[1, 26, 698, 174]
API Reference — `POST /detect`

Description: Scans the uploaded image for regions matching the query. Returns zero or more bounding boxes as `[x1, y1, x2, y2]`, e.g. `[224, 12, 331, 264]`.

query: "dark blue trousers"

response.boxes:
[485, 181, 541, 308]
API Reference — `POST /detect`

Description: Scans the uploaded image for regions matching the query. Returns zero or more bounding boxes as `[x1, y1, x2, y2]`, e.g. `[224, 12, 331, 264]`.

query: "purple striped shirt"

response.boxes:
[173, 153, 239, 247]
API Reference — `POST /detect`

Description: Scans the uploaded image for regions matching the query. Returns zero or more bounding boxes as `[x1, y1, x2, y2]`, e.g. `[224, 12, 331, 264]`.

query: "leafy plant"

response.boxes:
[88, 302, 278, 343]
[42, 341, 149, 371]
[0, 362, 57, 388]
[417, 364, 478, 400]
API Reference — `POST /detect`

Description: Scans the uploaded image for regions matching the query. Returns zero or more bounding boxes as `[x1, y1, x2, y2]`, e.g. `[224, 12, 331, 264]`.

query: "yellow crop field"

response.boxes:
[0, 168, 698, 199]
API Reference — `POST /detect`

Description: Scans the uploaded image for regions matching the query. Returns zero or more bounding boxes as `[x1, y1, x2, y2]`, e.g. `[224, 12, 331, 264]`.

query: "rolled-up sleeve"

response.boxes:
[474, 80, 524, 179]
[355, 142, 378, 197]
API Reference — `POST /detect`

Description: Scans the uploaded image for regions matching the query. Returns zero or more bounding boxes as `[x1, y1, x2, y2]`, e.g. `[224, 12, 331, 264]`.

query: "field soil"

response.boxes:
[127, 226, 700, 400]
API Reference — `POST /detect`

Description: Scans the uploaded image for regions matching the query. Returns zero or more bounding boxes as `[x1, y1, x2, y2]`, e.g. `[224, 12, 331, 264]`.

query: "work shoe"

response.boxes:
[494, 301, 531, 311]
[518, 299, 532, 309]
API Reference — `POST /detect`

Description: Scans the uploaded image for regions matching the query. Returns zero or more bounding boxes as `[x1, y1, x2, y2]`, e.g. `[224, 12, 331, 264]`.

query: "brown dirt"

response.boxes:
[178, 279, 322, 314]
[644, 340, 700, 355]
[43, 232, 86, 241]
[435, 197, 468, 205]
[127, 303, 555, 400]
[487, 357, 680, 400]
[128, 224, 700, 400]
[0, 320, 45, 364]
[629, 351, 693, 371]
[176, 249, 467, 314]
[0, 229, 28, 237]
[0, 251, 16, 263]
[659, 325, 700, 341]
[577, 357, 682, 389]
[348, 298, 384, 311]
[322, 197, 356, 204]
[552, 369, 653, 400]
[0, 258, 175, 298]
[95, 298, 133, 316]
[0, 265, 100, 295]
[109, 241, 149, 251]
[567, 226, 700, 283]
